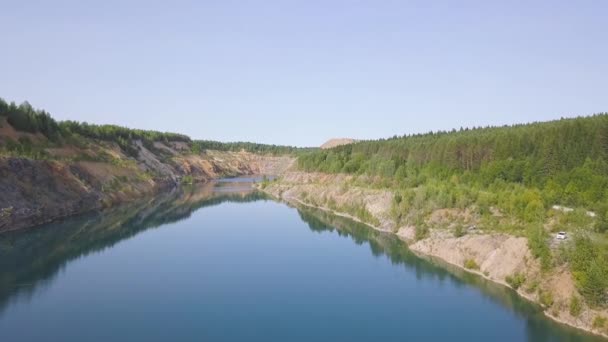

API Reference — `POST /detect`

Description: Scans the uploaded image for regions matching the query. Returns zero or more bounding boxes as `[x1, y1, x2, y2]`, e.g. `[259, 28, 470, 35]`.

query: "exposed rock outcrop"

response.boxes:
[320, 138, 356, 149]
[0, 146, 294, 232]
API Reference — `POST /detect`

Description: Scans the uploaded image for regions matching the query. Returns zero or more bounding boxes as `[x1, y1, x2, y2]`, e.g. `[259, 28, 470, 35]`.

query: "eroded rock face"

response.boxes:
[409, 232, 532, 284]
[0, 150, 295, 232]
[132, 140, 295, 182]
[264, 171, 394, 231]
[0, 158, 104, 232]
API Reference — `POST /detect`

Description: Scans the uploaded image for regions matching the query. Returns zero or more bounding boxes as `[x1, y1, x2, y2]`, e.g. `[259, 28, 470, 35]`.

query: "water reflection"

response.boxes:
[0, 182, 604, 341]
[295, 205, 604, 342]
[0, 180, 269, 315]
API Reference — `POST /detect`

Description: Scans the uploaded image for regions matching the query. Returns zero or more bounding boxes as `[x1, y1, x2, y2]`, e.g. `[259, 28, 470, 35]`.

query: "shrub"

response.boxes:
[525, 279, 539, 294]
[464, 259, 479, 270]
[326, 197, 337, 210]
[338, 201, 381, 226]
[0, 206, 14, 219]
[569, 296, 582, 317]
[524, 199, 545, 222]
[595, 211, 608, 233]
[415, 225, 429, 240]
[527, 224, 552, 270]
[454, 224, 466, 237]
[592, 316, 607, 330]
[569, 234, 608, 306]
[539, 289, 554, 308]
[353, 204, 380, 226]
[505, 273, 526, 290]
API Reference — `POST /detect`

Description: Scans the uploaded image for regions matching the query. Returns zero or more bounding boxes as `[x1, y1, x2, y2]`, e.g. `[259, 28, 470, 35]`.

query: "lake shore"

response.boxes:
[260, 172, 608, 339]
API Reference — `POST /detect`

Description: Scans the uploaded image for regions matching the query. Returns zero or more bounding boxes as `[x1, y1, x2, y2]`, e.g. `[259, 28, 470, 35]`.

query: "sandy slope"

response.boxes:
[320, 138, 356, 149]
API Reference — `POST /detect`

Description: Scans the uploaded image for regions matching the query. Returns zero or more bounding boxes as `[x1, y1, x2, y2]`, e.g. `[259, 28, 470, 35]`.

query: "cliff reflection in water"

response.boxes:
[0, 182, 603, 342]
[0, 180, 269, 314]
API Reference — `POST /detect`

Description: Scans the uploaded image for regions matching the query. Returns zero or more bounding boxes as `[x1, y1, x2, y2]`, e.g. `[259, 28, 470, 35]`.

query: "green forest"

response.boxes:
[297, 114, 608, 306]
[299, 114, 608, 214]
[0, 98, 304, 156]
[192, 140, 312, 155]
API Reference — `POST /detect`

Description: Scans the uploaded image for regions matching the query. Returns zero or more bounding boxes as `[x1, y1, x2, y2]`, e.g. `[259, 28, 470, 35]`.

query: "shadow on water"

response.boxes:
[0, 180, 270, 315]
[295, 205, 605, 342]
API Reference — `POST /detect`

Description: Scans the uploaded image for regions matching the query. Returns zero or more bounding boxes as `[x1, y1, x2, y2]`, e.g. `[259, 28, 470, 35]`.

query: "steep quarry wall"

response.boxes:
[0, 138, 294, 232]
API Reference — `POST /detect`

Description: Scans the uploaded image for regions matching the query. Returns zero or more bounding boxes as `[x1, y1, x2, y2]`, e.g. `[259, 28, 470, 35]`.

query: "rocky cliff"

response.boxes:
[0, 151, 293, 233]
[0, 118, 294, 232]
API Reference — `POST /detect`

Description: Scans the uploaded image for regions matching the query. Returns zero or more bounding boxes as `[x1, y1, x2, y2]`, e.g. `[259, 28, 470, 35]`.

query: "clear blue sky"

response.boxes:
[1, 1, 606, 146]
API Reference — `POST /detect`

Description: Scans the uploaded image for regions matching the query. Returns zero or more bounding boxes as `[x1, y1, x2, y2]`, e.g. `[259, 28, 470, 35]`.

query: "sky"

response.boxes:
[1, 1, 606, 147]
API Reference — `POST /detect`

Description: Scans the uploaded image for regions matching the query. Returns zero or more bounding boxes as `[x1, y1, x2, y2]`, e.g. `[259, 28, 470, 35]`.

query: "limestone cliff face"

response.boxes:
[0, 158, 106, 231]
[0, 114, 295, 232]
[130, 140, 294, 182]
[0, 139, 294, 233]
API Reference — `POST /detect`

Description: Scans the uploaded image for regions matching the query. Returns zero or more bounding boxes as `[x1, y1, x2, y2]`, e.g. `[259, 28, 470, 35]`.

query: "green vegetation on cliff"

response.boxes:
[0, 97, 299, 233]
[299, 114, 608, 211]
[0, 99, 188, 143]
[297, 114, 608, 307]
[0, 98, 308, 158]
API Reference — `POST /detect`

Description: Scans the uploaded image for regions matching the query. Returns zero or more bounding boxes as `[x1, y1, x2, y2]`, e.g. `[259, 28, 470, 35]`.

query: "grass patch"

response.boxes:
[326, 200, 382, 227]
[415, 225, 429, 240]
[454, 224, 466, 237]
[592, 316, 607, 330]
[539, 289, 554, 308]
[569, 296, 582, 317]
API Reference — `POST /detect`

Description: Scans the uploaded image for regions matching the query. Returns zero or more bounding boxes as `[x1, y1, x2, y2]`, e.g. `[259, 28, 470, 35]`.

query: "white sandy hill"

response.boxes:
[320, 138, 356, 149]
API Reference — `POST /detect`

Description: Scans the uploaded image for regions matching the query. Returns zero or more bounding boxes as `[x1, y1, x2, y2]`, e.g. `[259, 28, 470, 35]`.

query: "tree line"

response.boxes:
[192, 140, 313, 155]
[297, 113, 608, 306]
[0, 98, 307, 156]
[0, 98, 190, 143]
[298, 114, 608, 210]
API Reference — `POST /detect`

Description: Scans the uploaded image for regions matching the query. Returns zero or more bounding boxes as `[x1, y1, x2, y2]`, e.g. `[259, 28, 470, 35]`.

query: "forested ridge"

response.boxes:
[298, 114, 608, 308]
[299, 114, 608, 210]
[0, 98, 306, 156]
[192, 140, 314, 155]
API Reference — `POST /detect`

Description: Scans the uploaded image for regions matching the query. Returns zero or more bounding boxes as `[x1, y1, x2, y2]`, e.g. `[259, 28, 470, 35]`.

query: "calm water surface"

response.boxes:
[0, 179, 603, 342]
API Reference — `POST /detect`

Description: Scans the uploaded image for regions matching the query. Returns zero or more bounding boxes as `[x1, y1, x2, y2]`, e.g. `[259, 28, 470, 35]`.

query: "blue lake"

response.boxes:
[0, 180, 603, 341]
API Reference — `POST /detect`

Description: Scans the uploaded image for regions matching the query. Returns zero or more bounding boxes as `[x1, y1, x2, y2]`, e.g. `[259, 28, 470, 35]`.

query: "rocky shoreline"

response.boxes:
[261, 171, 608, 339]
